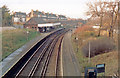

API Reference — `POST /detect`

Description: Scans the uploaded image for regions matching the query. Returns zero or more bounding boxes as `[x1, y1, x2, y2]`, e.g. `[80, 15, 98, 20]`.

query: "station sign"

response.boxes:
[96, 64, 105, 73]
[85, 67, 97, 78]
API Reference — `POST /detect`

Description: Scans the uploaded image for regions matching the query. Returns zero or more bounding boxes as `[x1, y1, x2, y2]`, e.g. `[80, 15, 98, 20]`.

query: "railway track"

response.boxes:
[2, 29, 68, 78]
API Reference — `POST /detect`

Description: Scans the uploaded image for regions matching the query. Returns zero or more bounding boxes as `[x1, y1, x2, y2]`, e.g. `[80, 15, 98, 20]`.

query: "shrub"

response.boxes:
[82, 37, 115, 57]
[75, 25, 94, 34]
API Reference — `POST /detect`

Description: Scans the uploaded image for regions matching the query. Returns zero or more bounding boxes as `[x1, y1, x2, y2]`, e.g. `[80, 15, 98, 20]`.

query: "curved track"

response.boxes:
[2, 29, 68, 78]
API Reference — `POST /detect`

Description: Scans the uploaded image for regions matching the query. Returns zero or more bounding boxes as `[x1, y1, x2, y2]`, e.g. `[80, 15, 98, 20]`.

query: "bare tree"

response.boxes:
[106, 2, 118, 38]
[86, 1, 108, 36]
[86, 0, 119, 37]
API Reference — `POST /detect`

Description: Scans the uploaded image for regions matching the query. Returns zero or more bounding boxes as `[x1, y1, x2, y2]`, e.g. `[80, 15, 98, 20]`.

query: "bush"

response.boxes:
[82, 37, 115, 57]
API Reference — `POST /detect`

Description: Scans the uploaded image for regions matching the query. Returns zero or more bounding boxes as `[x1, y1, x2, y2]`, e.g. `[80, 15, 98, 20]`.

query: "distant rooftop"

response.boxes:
[58, 15, 66, 18]
[33, 11, 44, 15]
[25, 17, 59, 25]
[15, 12, 26, 16]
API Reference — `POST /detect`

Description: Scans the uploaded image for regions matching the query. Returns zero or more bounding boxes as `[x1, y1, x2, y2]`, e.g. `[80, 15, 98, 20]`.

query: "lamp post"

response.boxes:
[88, 41, 91, 63]
[11, 30, 13, 50]
[26, 27, 29, 41]
[75, 37, 79, 52]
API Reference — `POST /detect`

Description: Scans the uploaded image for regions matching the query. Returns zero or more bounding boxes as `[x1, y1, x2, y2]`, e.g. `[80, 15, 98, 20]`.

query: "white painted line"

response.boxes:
[60, 36, 64, 76]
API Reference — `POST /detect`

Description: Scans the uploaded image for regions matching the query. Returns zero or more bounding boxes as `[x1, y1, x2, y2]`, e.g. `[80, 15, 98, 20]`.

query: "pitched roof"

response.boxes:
[33, 11, 44, 15]
[25, 17, 46, 24]
[15, 12, 26, 16]
[58, 15, 66, 18]
[48, 13, 57, 17]
[25, 17, 59, 25]
[45, 13, 49, 16]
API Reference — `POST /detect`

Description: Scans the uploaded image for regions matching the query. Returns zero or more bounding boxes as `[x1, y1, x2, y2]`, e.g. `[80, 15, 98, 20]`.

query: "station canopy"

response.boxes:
[25, 17, 61, 27]
[38, 22, 61, 27]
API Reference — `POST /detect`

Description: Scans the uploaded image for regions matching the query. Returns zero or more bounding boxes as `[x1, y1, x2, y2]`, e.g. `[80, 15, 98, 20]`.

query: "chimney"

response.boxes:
[36, 9, 39, 12]
[42, 11, 45, 14]
[31, 9, 34, 12]
[11, 11, 14, 15]
[31, 9, 34, 17]
[55, 14, 58, 16]
[47, 12, 49, 15]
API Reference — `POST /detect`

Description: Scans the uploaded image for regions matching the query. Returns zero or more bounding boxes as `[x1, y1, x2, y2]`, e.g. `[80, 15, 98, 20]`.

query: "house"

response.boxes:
[29, 10, 46, 17]
[47, 13, 58, 19]
[92, 26, 100, 29]
[12, 12, 26, 24]
[58, 15, 67, 20]
[26, 10, 47, 21]
[24, 17, 61, 32]
[92, 25, 109, 36]
[24, 10, 67, 31]
[100, 27, 109, 36]
[26, 9, 67, 21]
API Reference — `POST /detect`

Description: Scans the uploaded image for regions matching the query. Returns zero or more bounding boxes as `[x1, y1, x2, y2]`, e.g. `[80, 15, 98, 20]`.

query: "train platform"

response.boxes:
[0, 31, 55, 77]
[62, 30, 81, 76]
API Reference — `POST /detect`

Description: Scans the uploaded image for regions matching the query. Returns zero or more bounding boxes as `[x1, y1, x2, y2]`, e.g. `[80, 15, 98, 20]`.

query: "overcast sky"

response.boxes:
[0, 0, 117, 19]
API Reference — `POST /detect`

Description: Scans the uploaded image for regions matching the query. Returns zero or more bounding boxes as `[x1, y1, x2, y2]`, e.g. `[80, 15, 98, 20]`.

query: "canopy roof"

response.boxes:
[38, 23, 61, 27]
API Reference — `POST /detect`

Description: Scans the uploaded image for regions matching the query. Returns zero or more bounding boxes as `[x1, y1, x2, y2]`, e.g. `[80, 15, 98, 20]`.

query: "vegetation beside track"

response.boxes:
[72, 35, 118, 76]
[2, 29, 40, 60]
[71, 25, 118, 76]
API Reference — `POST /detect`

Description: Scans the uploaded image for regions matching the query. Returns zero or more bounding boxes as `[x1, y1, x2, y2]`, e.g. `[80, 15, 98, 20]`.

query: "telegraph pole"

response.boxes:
[89, 41, 91, 63]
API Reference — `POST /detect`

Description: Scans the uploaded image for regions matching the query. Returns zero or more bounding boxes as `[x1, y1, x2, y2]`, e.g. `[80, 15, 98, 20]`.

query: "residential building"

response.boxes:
[58, 15, 67, 20]
[47, 13, 58, 19]
[26, 10, 47, 21]
[12, 12, 26, 25]
[26, 9, 67, 21]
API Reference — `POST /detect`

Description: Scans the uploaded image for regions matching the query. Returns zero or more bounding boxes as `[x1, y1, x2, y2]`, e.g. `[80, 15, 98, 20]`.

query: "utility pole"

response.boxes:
[26, 27, 29, 41]
[89, 41, 91, 63]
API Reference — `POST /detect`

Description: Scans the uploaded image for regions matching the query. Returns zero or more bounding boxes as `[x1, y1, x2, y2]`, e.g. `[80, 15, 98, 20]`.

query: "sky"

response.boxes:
[0, 0, 117, 19]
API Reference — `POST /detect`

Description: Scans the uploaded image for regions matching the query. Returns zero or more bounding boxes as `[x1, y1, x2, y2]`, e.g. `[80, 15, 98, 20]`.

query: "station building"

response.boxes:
[24, 17, 61, 32]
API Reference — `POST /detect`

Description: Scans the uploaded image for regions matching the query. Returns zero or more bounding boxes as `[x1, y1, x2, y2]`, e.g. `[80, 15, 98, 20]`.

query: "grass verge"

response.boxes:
[2, 29, 40, 60]
[71, 34, 118, 76]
